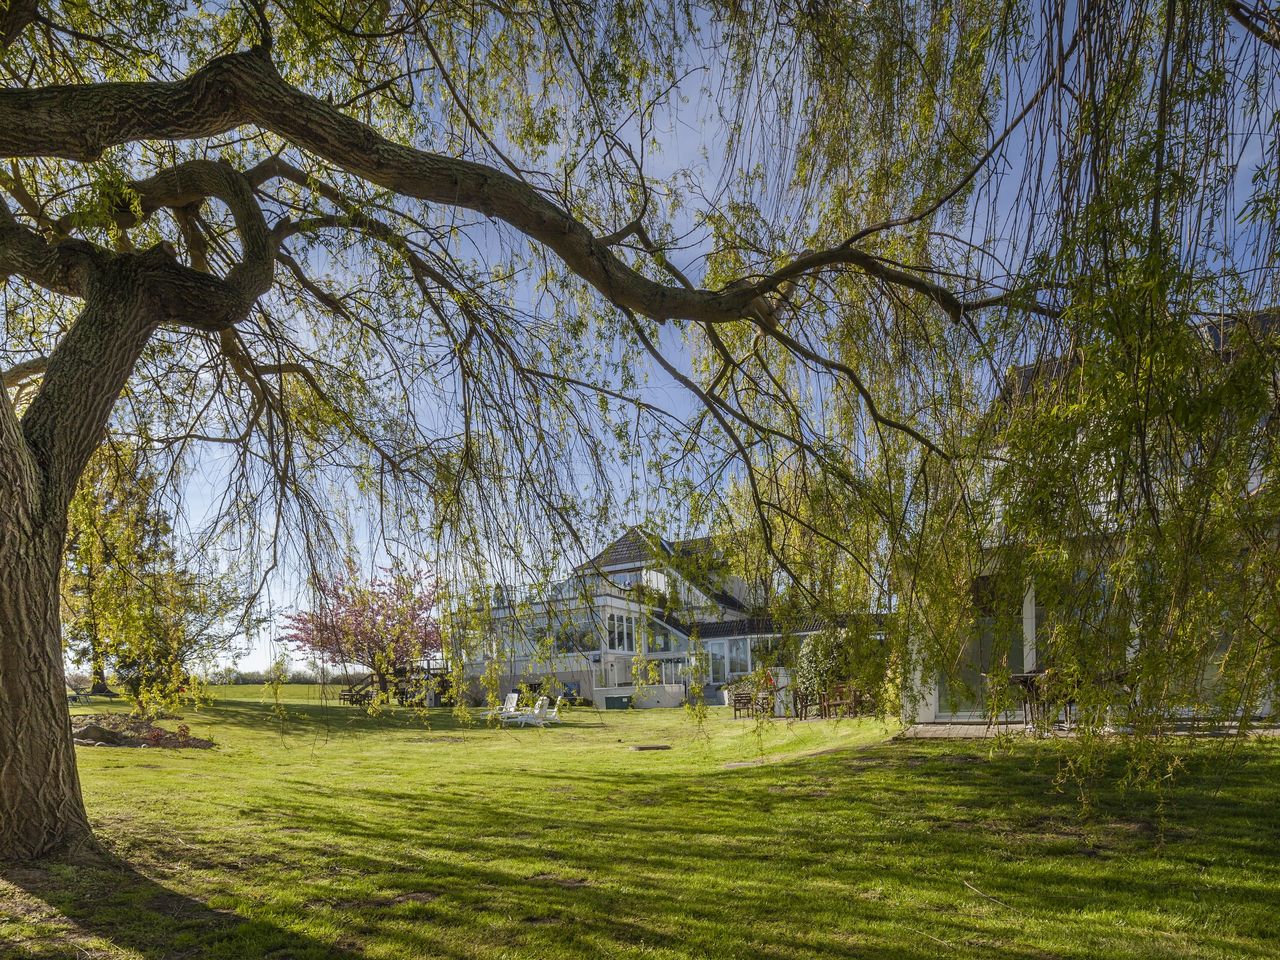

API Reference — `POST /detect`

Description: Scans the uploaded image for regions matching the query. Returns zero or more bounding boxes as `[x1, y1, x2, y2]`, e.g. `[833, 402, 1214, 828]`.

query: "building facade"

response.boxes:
[466, 528, 798, 708]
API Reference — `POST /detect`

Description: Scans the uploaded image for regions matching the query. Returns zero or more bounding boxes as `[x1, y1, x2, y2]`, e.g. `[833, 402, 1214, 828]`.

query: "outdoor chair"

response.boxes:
[732, 690, 754, 719]
[486, 692, 520, 719]
[792, 689, 813, 720]
[503, 697, 548, 727]
[819, 684, 855, 719]
[544, 696, 565, 724]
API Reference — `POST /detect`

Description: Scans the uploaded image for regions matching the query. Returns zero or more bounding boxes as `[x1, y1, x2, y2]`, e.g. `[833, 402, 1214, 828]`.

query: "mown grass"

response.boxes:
[2, 686, 1278, 959]
[202, 682, 338, 704]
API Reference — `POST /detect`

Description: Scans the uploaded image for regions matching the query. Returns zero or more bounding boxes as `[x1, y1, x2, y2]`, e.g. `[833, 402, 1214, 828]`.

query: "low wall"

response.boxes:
[592, 683, 685, 709]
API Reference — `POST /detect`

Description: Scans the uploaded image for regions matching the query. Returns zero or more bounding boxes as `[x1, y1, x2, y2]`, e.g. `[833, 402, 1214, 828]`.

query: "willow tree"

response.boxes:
[0, 0, 1276, 860]
[691, 1, 1280, 745]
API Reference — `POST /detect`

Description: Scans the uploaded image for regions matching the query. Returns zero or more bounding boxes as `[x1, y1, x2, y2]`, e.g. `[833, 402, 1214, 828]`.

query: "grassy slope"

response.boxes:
[0, 686, 1277, 959]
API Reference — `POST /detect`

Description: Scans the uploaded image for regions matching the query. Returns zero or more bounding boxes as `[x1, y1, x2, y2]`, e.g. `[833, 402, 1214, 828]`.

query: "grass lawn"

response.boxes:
[2, 686, 1279, 959]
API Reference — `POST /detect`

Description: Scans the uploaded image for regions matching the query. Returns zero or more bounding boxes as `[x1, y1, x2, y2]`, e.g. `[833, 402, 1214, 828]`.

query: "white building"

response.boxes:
[466, 527, 802, 709]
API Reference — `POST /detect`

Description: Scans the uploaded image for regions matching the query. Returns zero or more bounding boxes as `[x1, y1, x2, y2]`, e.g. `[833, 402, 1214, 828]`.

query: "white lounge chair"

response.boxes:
[544, 696, 566, 724]
[504, 697, 548, 727]
[486, 692, 520, 720]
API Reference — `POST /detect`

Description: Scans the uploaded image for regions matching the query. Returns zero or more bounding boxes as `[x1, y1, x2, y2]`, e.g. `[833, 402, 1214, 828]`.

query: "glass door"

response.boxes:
[705, 641, 728, 684]
[938, 618, 1023, 718]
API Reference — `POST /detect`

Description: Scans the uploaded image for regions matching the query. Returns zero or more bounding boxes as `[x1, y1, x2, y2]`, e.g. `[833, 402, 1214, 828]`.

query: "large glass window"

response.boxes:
[728, 638, 750, 676]
[646, 620, 686, 654]
[605, 613, 636, 653]
[646, 659, 681, 684]
[647, 627, 673, 654]
[551, 621, 593, 655]
[938, 617, 1023, 717]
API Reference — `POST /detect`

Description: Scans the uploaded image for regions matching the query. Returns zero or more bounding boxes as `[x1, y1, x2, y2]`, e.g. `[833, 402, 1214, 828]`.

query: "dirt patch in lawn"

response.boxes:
[724, 742, 865, 769]
[388, 891, 440, 905]
[71, 713, 214, 749]
[529, 873, 592, 887]
[329, 891, 441, 910]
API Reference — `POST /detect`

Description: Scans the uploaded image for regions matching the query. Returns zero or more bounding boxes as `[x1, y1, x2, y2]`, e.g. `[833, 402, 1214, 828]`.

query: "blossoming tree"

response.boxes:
[284, 570, 442, 695]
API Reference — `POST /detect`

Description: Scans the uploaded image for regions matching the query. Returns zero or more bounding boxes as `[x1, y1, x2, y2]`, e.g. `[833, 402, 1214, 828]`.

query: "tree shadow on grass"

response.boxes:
[0, 847, 361, 960]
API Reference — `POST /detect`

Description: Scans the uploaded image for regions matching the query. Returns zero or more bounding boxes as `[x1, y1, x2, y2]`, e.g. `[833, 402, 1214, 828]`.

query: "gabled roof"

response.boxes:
[999, 354, 1076, 404]
[691, 614, 882, 640]
[576, 526, 747, 615]
[651, 612, 883, 642]
[1197, 308, 1280, 355]
[577, 527, 651, 570]
[576, 526, 717, 573]
[693, 616, 784, 640]
[999, 308, 1280, 405]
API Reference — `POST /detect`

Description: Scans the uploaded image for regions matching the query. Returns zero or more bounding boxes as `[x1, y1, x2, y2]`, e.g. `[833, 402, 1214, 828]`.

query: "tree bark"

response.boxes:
[0, 0, 38, 49]
[0, 508, 93, 860]
[0, 235, 260, 860]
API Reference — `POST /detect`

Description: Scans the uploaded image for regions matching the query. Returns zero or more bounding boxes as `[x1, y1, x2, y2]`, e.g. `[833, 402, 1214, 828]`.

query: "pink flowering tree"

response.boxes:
[284, 569, 442, 693]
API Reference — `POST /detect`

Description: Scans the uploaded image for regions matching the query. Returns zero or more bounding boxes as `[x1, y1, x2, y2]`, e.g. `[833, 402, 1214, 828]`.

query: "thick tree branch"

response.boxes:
[0, 47, 997, 326]
[6, 208, 272, 515]
[0, 200, 103, 297]
[19, 252, 159, 517]
[2, 356, 48, 389]
[0, 382, 38, 517]
[1226, 0, 1280, 49]
[0, 0, 37, 48]
[124, 159, 274, 302]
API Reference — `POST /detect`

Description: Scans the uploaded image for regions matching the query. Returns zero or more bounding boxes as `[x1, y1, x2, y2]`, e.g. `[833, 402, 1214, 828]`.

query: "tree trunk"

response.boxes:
[0, 522, 93, 861]
[0, 257, 159, 862]
[0, 209, 263, 863]
[88, 649, 111, 696]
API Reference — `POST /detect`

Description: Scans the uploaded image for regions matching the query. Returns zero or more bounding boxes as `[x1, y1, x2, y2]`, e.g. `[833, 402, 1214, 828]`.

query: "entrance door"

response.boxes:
[705, 641, 728, 684]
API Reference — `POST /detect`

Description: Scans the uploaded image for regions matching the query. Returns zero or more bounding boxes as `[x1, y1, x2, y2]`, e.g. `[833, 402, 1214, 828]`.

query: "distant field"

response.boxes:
[3, 700, 1279, 958]
[203, 682, 337, 704]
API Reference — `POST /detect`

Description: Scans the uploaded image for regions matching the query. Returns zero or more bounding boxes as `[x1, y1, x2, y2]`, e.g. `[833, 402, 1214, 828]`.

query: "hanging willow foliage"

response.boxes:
[0, 0, 1277, 856]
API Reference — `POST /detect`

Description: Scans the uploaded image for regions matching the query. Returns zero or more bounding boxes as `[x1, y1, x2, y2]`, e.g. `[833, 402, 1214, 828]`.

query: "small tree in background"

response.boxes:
[285, 570, 442, 694]
[63, 448, 243, 708]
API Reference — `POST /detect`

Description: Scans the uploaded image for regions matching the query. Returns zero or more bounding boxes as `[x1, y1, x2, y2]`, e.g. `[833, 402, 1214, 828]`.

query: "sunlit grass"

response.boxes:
[1, 690, 1278, 958]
